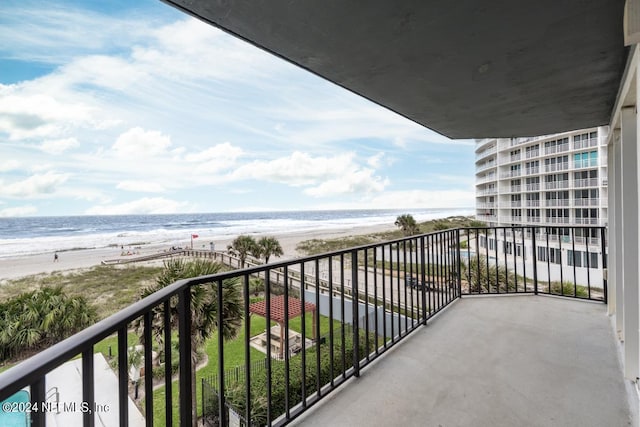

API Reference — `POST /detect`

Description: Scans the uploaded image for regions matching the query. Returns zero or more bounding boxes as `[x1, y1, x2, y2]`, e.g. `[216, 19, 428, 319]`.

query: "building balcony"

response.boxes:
[476, 161, 496, 172]
[292, 296, 629, 427]
[525, 150, 540, 159]
[574, 178, 599, 188]
[574, 159, 599, 169]
[524, 184, 540, 192]
[545, 199, 570, 207]
[574, 198, 599, 206]
[0, 226, 629, 427]
[477, 202, 496, 209]
[574, 217, 600, 225]
[574, 138, 599, 149]
[476, 146, 497, 160]
[525, 167, 540, 175]
[501, 170, 521, 179]
[545, 216, 570, 224]
[545, 180, 570, 190]
[544, 162, 569, 172]
[508, 185, 522, 193]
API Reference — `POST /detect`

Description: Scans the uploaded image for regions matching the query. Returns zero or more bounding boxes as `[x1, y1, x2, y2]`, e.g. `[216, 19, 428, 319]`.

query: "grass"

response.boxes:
[149, 313, 340, 426]
[0, 265, 163, 320]
[295, 216, 480, 256]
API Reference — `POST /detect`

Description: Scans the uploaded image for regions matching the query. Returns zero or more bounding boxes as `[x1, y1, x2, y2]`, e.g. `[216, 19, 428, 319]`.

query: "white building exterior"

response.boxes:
[474, 127, 609, 286]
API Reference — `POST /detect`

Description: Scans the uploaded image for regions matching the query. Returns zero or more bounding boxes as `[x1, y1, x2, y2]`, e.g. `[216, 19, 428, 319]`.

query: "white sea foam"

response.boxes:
[0, 209, 473, 258]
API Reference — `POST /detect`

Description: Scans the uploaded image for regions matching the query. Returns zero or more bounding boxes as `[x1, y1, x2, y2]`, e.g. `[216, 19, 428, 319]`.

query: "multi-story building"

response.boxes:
[474, 127, 608, 285]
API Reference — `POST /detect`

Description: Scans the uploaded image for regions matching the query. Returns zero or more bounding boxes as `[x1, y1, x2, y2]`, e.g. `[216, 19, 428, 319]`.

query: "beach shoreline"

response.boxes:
[0, 222, 398, 283]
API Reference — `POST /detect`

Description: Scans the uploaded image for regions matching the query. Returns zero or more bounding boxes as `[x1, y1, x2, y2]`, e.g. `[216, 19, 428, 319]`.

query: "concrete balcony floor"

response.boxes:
[292, 295, 634, 427]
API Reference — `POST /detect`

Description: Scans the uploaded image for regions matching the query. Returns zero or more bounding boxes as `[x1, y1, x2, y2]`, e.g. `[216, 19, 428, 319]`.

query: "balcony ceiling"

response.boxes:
[162, 1, 628, 139]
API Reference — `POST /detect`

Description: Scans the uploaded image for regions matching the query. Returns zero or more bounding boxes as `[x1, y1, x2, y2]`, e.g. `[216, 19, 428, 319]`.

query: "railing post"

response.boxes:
[178, 287, 193, 427]
[217, 279, 227, 427]
[30, 377, 45, 427]
[456, 229, 462, 298]
[351, 249, 360, 378]
[420, 236, 427, 325]
[531, 227, 538, 295]
[601, 226, 608, 304]
[82, 348, 95, 427]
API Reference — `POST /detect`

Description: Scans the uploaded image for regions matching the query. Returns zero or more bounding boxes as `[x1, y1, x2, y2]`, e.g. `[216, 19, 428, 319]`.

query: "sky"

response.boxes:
[0, 0, 476, 217]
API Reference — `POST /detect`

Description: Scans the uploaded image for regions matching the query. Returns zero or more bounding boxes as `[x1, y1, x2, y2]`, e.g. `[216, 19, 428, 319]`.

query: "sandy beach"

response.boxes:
[0, 223, 397, 283]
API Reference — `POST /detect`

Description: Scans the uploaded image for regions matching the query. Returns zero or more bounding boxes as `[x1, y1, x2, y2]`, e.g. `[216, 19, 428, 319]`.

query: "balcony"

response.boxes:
[292, 296, 628, 427]
[476, 146, 497, 160]
[545, 198, 570, 207]
[544, 162, 569, 172]
[545, 180, 570, 190]
[574, 178, 599, 188]
[0, 226, 627, 427]
[476, 161, 496, 172]
[574, 138, 599, 150]
[501, 170, 521, 179]
[574, 198, 599, 206]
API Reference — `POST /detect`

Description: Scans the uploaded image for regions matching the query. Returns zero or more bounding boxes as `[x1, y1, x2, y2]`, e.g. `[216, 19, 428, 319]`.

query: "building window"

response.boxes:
[549, 248, 562, 264]
[503, 241, 512, 255]
[537, 246, 548, 262]
[567, 250, 600, 269]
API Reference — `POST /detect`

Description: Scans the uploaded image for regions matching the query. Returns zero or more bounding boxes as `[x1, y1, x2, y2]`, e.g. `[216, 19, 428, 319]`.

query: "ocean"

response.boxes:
[0, 208, 473, 258]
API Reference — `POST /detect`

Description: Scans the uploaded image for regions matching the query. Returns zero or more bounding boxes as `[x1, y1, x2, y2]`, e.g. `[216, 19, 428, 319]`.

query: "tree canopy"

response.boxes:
[256, 236, 284, 264]
[227, 235, 258, 267]
[394, 214, 420, 236]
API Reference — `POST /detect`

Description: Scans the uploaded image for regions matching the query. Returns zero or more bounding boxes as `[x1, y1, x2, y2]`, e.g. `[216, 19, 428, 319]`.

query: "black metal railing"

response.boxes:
[0, 226, 606, 427]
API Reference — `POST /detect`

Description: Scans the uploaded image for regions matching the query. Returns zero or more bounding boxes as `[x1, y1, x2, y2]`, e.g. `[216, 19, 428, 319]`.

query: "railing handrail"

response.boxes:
[0, 224, 608, 426]
[0, 227, 461, 402]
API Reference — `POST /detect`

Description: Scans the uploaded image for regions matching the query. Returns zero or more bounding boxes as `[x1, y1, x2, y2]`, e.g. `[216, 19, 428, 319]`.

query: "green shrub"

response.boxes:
[205, 330, 375, 425]
[0, 286, 97, 362]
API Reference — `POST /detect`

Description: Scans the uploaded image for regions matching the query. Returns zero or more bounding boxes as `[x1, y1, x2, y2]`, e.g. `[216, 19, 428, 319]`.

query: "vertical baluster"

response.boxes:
[82, 347, 95, 427]
[143, 312, 153, 426]
[118, 327, 129, 427]
[178, 287, 192, 427]
[351, 250, 360, 378]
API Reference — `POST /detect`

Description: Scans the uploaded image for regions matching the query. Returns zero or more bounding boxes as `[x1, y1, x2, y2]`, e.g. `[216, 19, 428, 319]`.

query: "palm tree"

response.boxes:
[394, 214, 419, 236]
[256, 236, 284, 264]
[227, 235, 258, 267]
[0, 286, 96, 362]
[135, 258, 243, 424]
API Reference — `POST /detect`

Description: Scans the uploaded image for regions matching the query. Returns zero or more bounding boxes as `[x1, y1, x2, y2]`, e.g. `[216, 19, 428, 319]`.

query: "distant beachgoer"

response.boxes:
[54, 253, 59, 262]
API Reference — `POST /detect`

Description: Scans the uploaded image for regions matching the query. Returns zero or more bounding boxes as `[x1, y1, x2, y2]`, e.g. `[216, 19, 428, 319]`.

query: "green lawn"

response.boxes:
[149, 313, 339, 426]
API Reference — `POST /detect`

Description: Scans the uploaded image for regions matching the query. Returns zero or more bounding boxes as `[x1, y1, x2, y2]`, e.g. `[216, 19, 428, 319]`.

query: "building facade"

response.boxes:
[474, 127, 609, 285]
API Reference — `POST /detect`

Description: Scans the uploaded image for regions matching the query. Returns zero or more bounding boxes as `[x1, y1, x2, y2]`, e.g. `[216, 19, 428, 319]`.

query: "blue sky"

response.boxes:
[0, 0, 475, 217]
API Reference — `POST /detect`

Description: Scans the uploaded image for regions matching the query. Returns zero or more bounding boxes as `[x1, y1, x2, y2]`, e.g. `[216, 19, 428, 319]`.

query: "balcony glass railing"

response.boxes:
[0, 226, 607, 427]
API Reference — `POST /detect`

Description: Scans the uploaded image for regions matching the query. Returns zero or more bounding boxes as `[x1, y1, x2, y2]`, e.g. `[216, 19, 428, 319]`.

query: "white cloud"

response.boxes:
[0, 172, 69, 197]
[232, 151, 357, 186]
[0, 159, 21, 172]
[85, 197, 191, 215]
[368, 190, 475, 209]
[0, 205, 38, 217]
[304, 170, 389, 197]
[186, 142, 244, 172]
[112, 127, 172, 157]
[0, 89, 95, 140]
[367, 152, 384, 168]
[116, 181, 165, 193]
[40, 137, 79, 154]
[229, 151, 389, 197]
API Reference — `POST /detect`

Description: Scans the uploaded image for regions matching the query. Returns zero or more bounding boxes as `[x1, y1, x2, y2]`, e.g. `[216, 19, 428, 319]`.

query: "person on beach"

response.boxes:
[54, 253, 59, 262]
